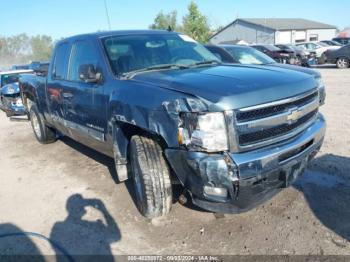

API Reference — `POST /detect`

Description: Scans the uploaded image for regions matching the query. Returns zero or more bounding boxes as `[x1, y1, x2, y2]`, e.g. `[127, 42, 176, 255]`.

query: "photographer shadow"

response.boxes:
[50, 194, 121, 261]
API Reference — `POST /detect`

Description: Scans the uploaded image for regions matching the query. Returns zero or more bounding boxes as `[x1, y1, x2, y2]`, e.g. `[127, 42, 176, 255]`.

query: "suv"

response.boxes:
[332, 37, 350, 46]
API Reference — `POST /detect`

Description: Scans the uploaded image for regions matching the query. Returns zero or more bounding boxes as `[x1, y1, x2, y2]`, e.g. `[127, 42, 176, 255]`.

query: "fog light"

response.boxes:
[204, 185, 228, 198]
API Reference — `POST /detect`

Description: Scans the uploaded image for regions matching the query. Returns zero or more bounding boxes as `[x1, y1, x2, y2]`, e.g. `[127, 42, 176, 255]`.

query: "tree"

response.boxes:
[149, 10, 182, 32]
[182, 1, 211, 43]
[0, 34, 54, 69]
[30, 35, 53, 61]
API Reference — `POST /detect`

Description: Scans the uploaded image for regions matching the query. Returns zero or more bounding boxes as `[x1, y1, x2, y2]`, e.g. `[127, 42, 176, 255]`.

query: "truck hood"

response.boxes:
[264, 63, 321, 78]
[132, 65, 316, 110]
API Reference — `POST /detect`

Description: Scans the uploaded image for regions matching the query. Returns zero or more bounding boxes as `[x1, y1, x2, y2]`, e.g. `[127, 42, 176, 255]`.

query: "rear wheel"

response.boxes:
[29, 104, 56, 144]
[129, 135, 172, 218]
[336, 57, 349, 69]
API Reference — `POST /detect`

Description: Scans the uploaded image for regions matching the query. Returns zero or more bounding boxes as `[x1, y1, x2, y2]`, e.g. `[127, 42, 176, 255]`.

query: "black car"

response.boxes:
[251, 44, 295, 64]
[276, 44, 315, 67]
[321, 40, 342, 46]
[332, 37, 350, 46]
[325, 44, 350, 68]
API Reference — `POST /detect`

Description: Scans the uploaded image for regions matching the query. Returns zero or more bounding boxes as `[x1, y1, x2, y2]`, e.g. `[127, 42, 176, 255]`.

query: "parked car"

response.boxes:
[0, 83, 26, 117]
[203, 45, 236, 63]
[325, 44, 350, 69]
[20, 30, 326, 218]
[320, 40, 342, 46]
[275, 44, 316, 67]
[205, 45, 320, 77]
[296, 41, 340, 64]
[0, 70, 32, 117]
[251, 44, 296, 64]
[332, 37, 350, 46]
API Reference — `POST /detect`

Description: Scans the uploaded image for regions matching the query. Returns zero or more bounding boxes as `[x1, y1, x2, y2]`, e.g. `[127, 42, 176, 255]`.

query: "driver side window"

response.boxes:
[68, 40, 99, 82]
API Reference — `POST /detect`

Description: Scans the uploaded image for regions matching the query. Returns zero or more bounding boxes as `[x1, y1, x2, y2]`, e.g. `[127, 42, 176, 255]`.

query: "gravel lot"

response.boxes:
[0, 68, 349, 257]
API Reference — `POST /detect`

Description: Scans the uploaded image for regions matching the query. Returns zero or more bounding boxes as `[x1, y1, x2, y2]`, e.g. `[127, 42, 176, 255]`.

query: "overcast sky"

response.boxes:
[1, 0, 349, 39]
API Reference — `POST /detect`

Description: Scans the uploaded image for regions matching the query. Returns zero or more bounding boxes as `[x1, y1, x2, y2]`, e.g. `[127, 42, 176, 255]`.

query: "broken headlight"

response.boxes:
[178, 112, 229, 152]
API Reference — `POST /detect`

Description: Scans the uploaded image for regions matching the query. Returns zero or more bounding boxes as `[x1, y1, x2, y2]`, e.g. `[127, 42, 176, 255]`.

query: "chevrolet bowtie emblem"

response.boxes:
[287, 109, 302, 122]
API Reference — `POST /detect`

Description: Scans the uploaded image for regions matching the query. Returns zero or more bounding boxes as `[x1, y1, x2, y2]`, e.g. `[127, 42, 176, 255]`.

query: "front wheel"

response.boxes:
[29, 104, 56, 144]
[336, 57, 349, 69]
[129, 135, 172, 218]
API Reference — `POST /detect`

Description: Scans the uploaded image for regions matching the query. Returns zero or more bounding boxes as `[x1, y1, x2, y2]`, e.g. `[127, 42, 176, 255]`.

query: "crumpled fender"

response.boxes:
[107, 81, 208, 167]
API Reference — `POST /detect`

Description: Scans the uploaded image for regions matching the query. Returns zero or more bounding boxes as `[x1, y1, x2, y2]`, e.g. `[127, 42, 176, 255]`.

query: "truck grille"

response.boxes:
[236, 91, 318, 122]
[239, 109, 317, 146]
[232, 90, 319, 151]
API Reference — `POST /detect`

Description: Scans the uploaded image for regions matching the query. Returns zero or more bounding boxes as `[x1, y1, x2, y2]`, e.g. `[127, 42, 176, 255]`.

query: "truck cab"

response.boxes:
[20, 30, 326, 218]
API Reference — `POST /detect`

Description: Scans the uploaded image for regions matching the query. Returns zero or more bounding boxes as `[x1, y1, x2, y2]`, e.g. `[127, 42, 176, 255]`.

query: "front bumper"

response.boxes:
[165, 114, 326, 213]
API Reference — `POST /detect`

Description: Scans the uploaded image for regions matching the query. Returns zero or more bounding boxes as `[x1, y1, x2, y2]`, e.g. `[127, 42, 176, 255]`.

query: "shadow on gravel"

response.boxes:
[0, 224, 45, 261]
[294, 154, 350, 241]
[50, 194, 121, 261]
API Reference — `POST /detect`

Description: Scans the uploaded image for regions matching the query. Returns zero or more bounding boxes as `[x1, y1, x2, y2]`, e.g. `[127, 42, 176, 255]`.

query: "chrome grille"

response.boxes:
[236, 91, 318, 122]
[231, 89, 320, 152]
[239, 109, 318, 146]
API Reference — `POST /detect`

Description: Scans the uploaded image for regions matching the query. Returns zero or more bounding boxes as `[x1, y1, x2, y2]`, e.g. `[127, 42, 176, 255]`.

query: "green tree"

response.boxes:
[149, 10, 182, 32]
[182, 1, 211, 43]
[30, 35, 53, 61]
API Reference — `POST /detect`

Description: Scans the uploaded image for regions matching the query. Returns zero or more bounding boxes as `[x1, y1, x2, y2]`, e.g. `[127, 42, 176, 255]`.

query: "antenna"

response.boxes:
[104, 0, 112, 30]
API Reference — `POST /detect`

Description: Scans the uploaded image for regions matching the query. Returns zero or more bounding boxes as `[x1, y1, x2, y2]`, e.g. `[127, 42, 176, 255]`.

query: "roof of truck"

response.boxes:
[63, 30, 178, 40]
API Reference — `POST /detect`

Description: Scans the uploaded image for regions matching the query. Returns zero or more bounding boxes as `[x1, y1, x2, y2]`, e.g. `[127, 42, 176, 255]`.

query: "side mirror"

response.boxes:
[78, 64, 102, 83]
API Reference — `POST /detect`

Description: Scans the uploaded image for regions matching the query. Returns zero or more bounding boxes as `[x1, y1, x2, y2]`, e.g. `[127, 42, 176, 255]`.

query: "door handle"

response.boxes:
[62, 93, 74, 99]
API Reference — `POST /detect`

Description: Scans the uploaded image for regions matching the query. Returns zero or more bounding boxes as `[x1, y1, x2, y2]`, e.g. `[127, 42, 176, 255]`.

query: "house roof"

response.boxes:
[240, 18, 337, 30]
[210, 18, 337, 39]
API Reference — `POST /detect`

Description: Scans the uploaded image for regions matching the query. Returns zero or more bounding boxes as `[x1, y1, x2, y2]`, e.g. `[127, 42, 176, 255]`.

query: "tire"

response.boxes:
[129, 135, 172, 218]
[336, 57, 349, 69]
[29, 103, 56, 144]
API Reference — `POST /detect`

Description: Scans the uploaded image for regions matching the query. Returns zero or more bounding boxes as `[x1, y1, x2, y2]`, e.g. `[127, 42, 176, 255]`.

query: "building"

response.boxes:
[210, 18, 338, 45]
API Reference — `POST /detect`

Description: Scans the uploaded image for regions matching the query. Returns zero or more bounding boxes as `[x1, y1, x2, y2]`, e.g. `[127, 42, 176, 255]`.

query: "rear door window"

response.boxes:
[52, 43, 70, 80]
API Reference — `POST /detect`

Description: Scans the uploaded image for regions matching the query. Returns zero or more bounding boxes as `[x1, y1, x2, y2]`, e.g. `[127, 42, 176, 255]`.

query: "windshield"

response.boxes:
[0, 74, 19, 87]
[102, 34, 219, 76]
[224, 46, 276, 65]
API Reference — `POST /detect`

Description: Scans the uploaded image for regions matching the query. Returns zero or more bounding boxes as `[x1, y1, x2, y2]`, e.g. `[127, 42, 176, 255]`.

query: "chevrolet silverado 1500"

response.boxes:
[20, 30, 326, 218]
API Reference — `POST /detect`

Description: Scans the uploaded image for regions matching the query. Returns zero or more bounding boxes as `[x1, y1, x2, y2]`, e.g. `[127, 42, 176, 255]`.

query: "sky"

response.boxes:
[1, 0, 349, 39]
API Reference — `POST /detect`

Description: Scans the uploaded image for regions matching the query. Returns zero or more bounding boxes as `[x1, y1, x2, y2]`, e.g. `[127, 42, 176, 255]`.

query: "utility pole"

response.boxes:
[104, 0, 112, 30]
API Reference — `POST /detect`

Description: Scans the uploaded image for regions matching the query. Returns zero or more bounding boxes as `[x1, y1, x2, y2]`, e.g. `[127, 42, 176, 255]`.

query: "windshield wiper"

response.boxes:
[190, 60, 221, 67]
[121, 64, 189, 79]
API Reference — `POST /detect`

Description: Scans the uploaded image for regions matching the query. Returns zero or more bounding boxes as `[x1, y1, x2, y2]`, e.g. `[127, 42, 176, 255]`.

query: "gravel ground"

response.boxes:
[0, 68, 349, 257]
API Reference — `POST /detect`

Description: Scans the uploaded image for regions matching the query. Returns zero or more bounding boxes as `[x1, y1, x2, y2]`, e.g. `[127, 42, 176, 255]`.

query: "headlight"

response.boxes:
[178, 112, 229, 152]
[315, 76, 326, 106]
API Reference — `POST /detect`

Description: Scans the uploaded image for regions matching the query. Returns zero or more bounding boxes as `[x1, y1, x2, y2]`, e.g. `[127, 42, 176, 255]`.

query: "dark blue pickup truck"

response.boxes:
[20, 30, 326, 218]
